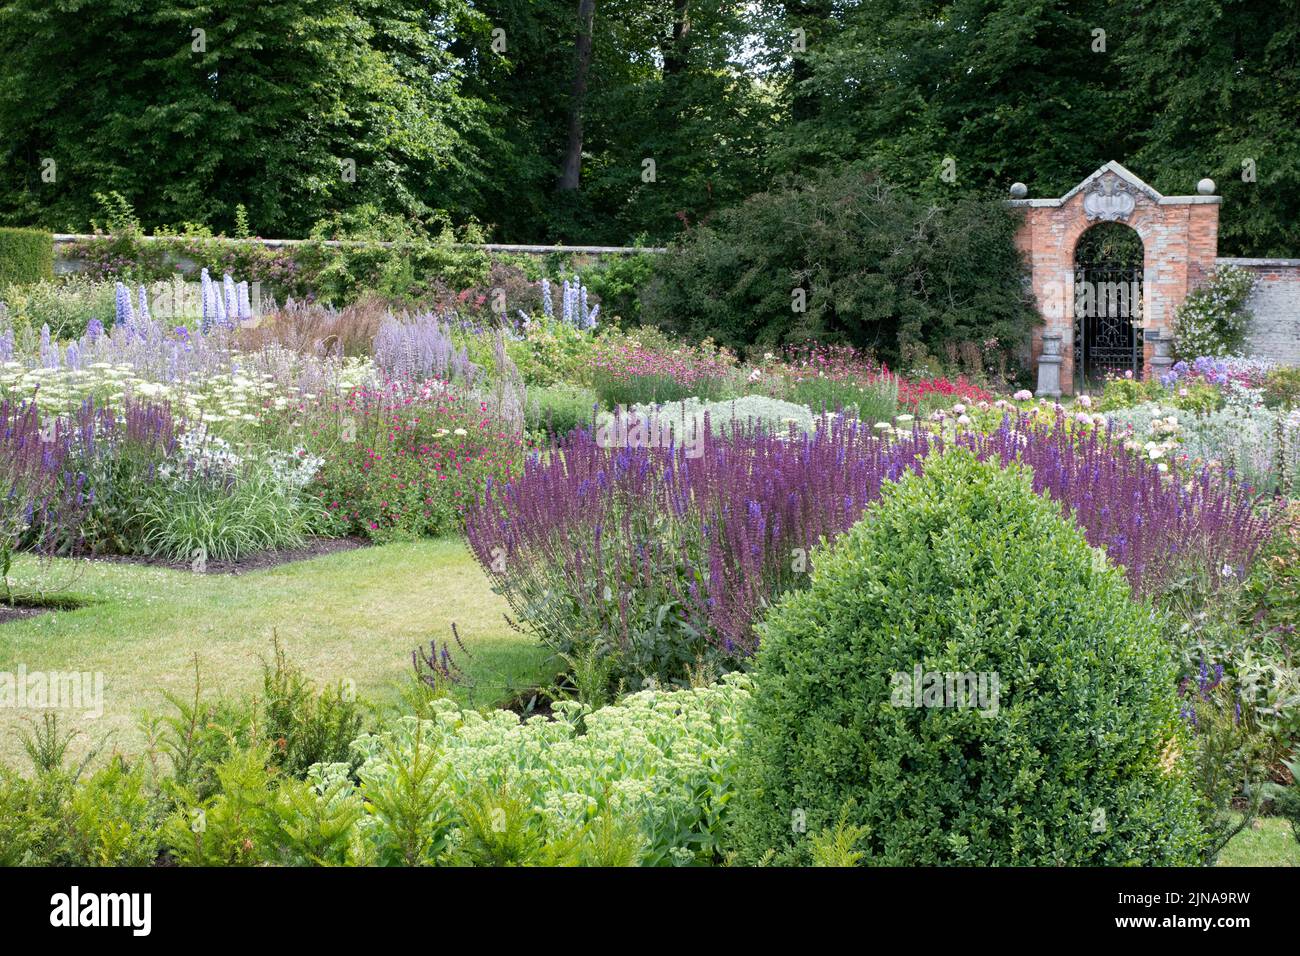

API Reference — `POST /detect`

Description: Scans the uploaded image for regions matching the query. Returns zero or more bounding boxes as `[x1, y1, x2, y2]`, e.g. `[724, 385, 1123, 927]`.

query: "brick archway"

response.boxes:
[1009, 161, 1221, 395]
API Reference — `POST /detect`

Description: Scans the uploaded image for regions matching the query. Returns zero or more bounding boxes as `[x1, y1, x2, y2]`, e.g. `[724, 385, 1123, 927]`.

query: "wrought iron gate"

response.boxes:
[1074, 262, 1143, 390]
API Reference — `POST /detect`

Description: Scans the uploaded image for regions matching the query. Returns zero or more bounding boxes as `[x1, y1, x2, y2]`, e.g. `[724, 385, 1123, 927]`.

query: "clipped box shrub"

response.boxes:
[0, 227, 54, 288]
[729, 449, 1204, 866]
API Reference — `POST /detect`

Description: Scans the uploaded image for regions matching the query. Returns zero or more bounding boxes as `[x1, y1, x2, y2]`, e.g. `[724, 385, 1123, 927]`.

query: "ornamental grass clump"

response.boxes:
[729, 450, 1205, 866]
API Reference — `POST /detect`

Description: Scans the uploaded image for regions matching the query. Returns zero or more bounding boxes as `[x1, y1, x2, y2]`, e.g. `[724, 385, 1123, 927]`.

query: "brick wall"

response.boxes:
[1009, 162, 1222, 393]
[1218, 258, 1300, 366]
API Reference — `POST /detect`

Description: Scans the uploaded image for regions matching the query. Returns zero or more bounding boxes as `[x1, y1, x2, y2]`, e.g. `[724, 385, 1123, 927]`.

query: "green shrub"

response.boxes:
[1096, 375, 1165, 411]
[1263, 367, 1300, 410]
[525, 383, 598, 439]
[0, 758, 162, 867]
[579, 252, 657, 324]
[0, 227, 54, 288]
[1169, 380, 1224, 415]
[729, 450, 1205, 865]
[640, 168, 1037, 364]
[138, 460, 318, 562]
[1271, 753, 1300, 847]
[260, 639, 366, 778]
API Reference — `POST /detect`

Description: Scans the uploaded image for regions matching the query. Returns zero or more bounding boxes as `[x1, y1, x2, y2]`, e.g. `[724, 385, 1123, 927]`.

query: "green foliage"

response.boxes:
[138, 461, 318, 562]
[524, 384, 597, 439]
[729, 450, 1205, 865]
[1245, 506, 1300, 642]
[1182, 679, 1273, 866]
[1169, 380, 1226, 415]
[0, 227, 53, 287]
[261, 765, 366, 866]
[0, 757, 161, 867]
[147, 664, 255, 803]
[641, 169, 1038, 363]
[789, 374, 899, 425]
[579, 252, 658, 323]
[1172, 266, 1258, 359]
[0, 276, 117, 339]
[1271, 753, 1300, 847]
[808, 803, 871, 867]
[1096, 375, 1166, 412]
[163, 743, 277, 866]
[0, 0, 490, 237]
[447, 782, 579, 866]
[352, 679, 749, 866]
[357, 729, 457, 866]
[260, 638, 365, 778]
[1263, 367, 1300, 410]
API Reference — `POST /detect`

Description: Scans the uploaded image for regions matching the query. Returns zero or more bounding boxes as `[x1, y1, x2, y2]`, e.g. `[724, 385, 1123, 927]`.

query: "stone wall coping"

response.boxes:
[50, 234, 667, 255]
[1217, 257, 1300, 267]
[1006, 195, 1221, 208]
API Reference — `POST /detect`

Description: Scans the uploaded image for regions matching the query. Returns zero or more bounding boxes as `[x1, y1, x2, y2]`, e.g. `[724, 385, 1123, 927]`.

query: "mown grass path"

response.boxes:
[0, 538, 548, 769]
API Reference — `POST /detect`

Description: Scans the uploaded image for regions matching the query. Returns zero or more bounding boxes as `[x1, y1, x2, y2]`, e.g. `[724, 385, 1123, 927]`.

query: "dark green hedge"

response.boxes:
[641, 168, 1040, 364]
[0, 226, 54, 287]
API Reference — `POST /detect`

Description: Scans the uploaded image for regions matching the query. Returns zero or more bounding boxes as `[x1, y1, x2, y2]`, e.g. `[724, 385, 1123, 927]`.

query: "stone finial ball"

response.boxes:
[1009, 182, 1029, 199]
[1197, 178, 1216, 196]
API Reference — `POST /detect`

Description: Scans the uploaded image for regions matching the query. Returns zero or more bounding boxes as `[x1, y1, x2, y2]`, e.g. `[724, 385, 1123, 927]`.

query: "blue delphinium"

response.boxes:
[114, 282, 134, 328]
[200, 268, 217, 333]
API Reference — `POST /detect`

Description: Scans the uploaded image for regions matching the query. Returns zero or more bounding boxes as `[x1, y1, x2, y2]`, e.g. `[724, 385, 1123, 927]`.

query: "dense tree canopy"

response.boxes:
[0, 0, 1295, 254]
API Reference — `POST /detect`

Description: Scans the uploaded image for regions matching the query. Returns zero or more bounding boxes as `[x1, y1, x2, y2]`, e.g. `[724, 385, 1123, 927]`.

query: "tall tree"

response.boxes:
[558, 0, 599, 191]
[1120, 0, 1300, 256]
[0, 0, 486, 235]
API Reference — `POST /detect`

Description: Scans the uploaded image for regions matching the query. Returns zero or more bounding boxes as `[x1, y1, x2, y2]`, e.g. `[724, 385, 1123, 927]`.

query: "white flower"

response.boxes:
[952, 403, 966, 415]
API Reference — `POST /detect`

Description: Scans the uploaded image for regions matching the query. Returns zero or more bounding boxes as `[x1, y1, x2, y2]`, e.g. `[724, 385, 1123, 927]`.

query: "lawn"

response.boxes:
[0, 538, 550, 771]
[1216, 815, 1300, 867]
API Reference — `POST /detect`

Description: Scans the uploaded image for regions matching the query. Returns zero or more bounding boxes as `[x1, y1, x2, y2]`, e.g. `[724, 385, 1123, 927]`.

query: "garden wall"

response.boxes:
[1217, 257, 1300, 366]
[49, 234, 663, 276]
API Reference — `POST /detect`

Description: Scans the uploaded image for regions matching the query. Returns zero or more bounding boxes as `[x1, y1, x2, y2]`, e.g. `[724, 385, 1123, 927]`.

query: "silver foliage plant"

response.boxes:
[373, 312, 478, 385]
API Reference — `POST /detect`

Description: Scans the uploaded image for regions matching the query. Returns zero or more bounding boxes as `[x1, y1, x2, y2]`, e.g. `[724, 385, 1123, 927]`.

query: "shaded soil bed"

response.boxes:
[0, 604, 53, 625]
[87, 536, 370, 575]
[0, 594, 89, 625]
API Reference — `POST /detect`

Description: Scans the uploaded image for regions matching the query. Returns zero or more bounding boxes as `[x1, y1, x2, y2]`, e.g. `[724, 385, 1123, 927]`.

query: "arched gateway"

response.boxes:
[1008, 161, 1222, 396]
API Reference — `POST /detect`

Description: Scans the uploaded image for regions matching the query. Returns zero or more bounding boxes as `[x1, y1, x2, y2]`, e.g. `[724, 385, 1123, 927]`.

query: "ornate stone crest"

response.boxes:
[1082, 177, 1137, 222]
